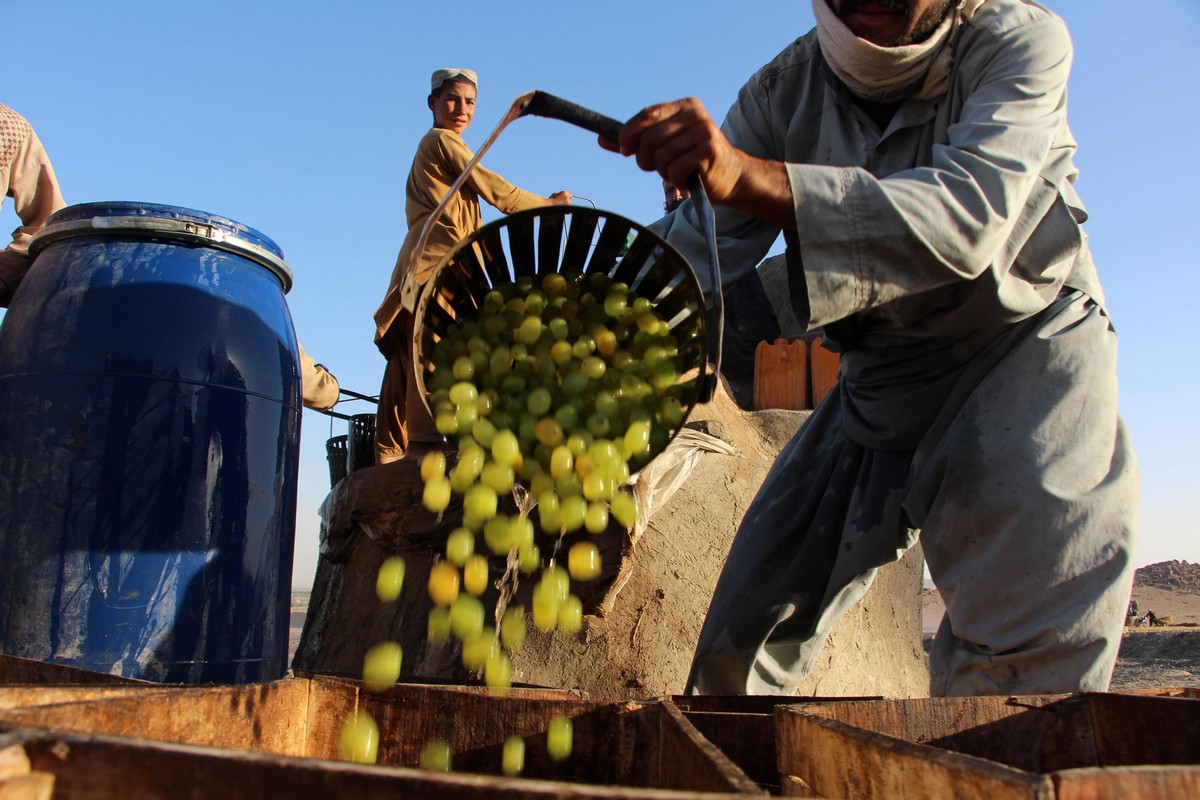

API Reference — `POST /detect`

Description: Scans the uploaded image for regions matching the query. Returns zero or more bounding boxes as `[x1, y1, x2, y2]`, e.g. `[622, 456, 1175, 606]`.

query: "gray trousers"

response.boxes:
[686, 291, 1139, 696]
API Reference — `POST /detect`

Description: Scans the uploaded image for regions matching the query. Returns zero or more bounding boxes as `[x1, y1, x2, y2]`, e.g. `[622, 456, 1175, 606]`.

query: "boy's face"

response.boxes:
[429, 80, 477, 135]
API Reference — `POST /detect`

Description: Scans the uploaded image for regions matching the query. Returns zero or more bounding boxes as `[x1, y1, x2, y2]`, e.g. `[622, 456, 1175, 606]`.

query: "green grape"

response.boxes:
[461, 627, 498, 672]
[568, 541, 601, 582]
[558, 594, 584, 634]
[515, 316, 543, 345]
[375, 556, 406, 602]
[423, 476, 452, 513]
[463, 484, 498, 521]
[542, 272, 567, 298]
[452, 356, 475, 382]
[547, 316, 569, 340]
[531, 579, 560, 632]
[449, 381, 478, 407]
[453, 444, 485, 483]
[573, 452, 595, 479]
[594, 391, 619, 419]
[558, 495, 586, 533]
[500, 605, 527, 652]
[502, 735, 526, 777]
[546, 715, 573, 762]
[549, 445, 574, 480]
[595, 328, 618, 356]
[446, 527, 474, 566]
[561, 368, 588, 395]
[544, 565, 570, 601]
[450, 594, 486, 640]
[537, 491, 561, 533]
[483, 515, 516, 555]
[420, 451, 446, 483]
[419, 739, 452, 772]
[485, 649, 512, 692]
[463, 554, 490, 596]
[480, 461, 516, 493]
[550, 340, 573, 365]
[518, 540, 542, 574]
[491, 430, 521, 467]
[338, 711, 379, 764]
[534, 417, 563, 447]
[571, 335, 596, 360]
[362, 641, 403, 691]
[489, 345, 513, 376]
[454, 403, 478, 429]
[585, 501, 610, 534]
[529, 471, 556, 499]
[586, 412, 611, 438]
[515, 514, 536, 545]
[427, 607, 452, 643]
[610, 492, 639, 529]
[581, 355, 606, 380]
[427, 561, 460, 607]
[581, 472, 607, 502]
[623, 420, 651, 457]
[435, 411, 459, 436]
[555, 470, 583, 501]
[553, 403, 580, 432]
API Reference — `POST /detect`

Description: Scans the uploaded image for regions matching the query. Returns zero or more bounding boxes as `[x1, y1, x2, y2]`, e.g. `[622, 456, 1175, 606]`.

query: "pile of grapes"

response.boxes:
[337, 267, 692, 775]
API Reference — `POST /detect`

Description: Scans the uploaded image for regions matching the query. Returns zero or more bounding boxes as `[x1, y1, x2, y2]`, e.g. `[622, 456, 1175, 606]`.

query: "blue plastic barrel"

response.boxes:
[0, 201, 301, 684]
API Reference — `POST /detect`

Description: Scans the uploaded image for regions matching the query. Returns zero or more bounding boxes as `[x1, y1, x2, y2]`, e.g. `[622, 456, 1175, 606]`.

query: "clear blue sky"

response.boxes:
[2, 1, 1197, 588]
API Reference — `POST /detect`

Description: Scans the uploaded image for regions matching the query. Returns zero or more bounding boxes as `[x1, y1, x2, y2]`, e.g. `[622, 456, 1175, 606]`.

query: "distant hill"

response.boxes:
[1135, 560, 1200, 595]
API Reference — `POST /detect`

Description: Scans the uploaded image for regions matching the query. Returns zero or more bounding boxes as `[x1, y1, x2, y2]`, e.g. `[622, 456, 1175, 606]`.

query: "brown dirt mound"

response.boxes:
[1134, 561, 1200, 595]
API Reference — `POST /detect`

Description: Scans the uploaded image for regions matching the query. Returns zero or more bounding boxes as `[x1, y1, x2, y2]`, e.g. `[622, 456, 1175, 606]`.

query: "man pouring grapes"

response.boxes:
[603, 0, 1139, 696]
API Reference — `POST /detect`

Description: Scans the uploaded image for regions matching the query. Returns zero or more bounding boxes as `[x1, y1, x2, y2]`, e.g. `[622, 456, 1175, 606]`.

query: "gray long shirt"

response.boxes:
[654, 0, 1101, 354]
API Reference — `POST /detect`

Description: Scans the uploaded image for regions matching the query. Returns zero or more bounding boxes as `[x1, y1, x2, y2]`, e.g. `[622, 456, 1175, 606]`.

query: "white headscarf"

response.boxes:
[813, 0, 988, 103]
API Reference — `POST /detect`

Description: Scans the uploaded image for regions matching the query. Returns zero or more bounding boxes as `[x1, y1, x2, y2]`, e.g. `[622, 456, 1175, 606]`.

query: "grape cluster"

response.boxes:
[420, 269, 688, 692]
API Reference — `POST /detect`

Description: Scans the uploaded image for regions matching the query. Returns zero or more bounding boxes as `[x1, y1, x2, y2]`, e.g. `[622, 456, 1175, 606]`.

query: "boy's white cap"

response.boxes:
[431, 68, 478, 92]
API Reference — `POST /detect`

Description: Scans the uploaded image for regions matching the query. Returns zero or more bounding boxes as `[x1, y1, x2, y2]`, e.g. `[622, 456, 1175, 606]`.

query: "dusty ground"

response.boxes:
[923, 582, 1200, 692]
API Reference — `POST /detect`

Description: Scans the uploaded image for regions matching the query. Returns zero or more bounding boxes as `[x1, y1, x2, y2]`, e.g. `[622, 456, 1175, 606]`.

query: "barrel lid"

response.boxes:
[30, 201, 294, 292]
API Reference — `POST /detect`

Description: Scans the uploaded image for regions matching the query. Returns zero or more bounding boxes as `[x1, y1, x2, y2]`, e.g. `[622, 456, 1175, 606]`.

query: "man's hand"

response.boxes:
[548, 190, 573, 206]
[601, 98, 795, 229]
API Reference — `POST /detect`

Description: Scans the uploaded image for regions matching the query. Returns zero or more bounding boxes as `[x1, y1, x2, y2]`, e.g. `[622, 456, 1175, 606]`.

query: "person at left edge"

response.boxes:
[0, 103, 66, 307]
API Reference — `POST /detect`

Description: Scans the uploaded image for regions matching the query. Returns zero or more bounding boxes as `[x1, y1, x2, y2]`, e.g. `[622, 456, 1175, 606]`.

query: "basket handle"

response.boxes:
[520, 91, 724, 403]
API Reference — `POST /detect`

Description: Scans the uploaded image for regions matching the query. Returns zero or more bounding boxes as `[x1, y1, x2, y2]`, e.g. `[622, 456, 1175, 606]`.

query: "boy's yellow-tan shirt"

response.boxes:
[374, 127, 547, 343]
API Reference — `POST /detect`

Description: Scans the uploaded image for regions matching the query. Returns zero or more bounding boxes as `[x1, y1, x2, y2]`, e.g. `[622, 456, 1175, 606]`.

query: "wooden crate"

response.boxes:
[752, 337, 840, 411]
[0, 676, 765, 797]
[776, 694, 1200, 799]
[0, 654, 151, 687]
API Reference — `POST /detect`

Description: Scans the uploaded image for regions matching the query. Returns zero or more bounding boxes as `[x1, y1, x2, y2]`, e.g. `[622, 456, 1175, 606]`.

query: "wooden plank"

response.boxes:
[753, 338, 809, 411]
[655, 701, 766, 796]
[0, 687, 152, 711]
[0, 681, 314, 757]
[0, 655, 150, 687]
[11, 725, 760, 799]
[2, 679, 761, 794]
[1054, 766, 1200, 800]
[1083, 693, 1200, 766]
[776, 705, 1053, 800]
[808, 337, 840, 408]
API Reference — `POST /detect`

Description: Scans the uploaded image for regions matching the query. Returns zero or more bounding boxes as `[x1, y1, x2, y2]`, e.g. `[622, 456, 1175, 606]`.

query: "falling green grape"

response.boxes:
[568, 541, 601, 582]
[419, 739, 452, 771]
[375, 556, 406, 602]
[546, 715, 573, 762]
[463, 554, 489, 596]
[502, 736, 526, 776]
[362, 641, 403, 691]
[427, 607, 452, 643]
[338, 712, 379, 764]
[428, 561, 460, 607]
[558, 594, 583, 634]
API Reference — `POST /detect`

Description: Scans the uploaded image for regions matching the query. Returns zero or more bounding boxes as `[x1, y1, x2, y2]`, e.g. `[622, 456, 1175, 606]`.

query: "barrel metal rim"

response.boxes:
[29, 201, 294, 293]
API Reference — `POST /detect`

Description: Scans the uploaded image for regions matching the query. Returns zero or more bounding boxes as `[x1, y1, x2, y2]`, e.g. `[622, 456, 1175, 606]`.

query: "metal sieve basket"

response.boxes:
[412, 204, 714, 465]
